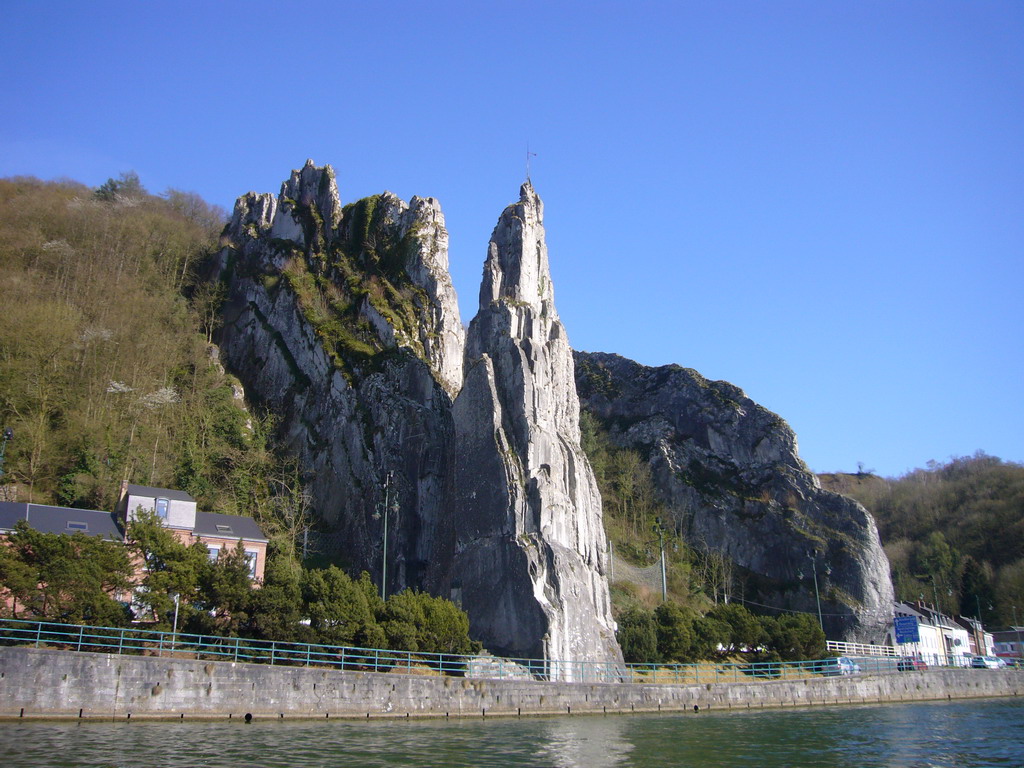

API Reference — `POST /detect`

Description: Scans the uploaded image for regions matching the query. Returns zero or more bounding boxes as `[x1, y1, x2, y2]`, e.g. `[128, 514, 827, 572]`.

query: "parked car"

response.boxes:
[822, 656, 861, 676]
[897, 656, 928, 671]
[970, 655, 1006, 669]
[1000, 657, 1024, 668]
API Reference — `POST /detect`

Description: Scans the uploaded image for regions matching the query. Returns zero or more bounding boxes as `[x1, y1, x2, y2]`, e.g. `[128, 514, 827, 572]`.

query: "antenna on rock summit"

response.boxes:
[526, 145, 537, 183]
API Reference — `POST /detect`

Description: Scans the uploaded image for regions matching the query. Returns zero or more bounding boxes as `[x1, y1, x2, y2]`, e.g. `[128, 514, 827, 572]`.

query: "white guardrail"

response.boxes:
[827, 640, 897, 657]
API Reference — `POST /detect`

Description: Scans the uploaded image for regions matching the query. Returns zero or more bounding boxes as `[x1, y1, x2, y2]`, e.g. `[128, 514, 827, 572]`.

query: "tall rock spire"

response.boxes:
[452, 182, 622, 677]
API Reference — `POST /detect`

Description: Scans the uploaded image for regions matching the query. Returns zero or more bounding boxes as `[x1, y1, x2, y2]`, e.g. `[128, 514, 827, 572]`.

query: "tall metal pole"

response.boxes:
[975, 594, 984, 655]
[659, 529, 667, 603]
[380, 472, 391, 601]
[171, 593, 180, 652]
[931, 576, 948, 665]
[810, 551, 823, 633]
[1014, 606, 1022, 659]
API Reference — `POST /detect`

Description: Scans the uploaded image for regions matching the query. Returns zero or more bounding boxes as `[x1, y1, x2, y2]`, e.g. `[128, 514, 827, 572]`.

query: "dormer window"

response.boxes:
[155, 497, 169, 520]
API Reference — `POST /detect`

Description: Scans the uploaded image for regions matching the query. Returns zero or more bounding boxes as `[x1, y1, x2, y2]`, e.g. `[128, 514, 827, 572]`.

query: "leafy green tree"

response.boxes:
[707, 603, 764, 653]
[94, 171, 145, 202]
[959, 556, 997, 626]
[191, 541, 253, 636]
[245, 548, 304, 642]
[760, 613, 826, 661]
[0, 535, 36, 617]
[616, 607, 659, 663]
[403, 590, 474, 655]
[654, 602, 696, 662]
[126, 509, 212, 629]
[914, 531, 960, 614]
[0, 521, 133, 625]
[301, 566, 383, 648]
[379, 589, 423, 652]
[691, 614, 730, 659]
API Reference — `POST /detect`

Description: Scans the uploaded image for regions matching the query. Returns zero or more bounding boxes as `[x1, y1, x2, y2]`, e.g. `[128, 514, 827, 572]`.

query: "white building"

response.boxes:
[891, 602, 973, 667]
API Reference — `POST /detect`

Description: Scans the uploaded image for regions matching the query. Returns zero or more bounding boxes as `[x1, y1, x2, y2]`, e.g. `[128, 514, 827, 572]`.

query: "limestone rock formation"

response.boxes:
[574, 351, 894, 643]
[212, 161, 463, 595]
[211, 159, 889, 663]
[452, 183, 622, 674]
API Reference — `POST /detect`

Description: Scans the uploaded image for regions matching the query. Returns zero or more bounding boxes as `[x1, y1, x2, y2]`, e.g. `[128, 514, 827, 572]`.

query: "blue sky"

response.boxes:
[2, 2, 1021, 477]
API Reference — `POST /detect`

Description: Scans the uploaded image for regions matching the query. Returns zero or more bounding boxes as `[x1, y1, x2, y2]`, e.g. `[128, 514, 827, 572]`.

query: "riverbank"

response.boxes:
[1, 646, 1020, 721]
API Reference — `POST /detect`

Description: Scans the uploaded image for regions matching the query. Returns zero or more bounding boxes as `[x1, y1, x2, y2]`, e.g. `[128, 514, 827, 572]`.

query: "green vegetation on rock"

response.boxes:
[269, 193, 432, 380]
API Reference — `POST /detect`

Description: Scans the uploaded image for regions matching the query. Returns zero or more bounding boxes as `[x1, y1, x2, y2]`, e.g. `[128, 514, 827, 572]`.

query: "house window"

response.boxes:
[66, 521, 89, 532]
[155, 497, 169, 520]
[207, 545, 221, 563]
[245, 550, 258, 578]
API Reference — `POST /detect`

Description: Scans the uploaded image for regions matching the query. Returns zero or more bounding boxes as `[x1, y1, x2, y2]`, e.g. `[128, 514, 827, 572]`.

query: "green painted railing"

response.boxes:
[0, 617, 1008, 684]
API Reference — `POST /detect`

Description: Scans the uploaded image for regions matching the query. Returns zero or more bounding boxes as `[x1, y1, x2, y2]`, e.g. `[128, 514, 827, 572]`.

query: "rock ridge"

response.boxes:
[574, 350, 894, 642]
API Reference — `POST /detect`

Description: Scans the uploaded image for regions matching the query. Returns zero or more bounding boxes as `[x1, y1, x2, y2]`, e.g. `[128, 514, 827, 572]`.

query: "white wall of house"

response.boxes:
[125, 493, 197, 530]
[943, 625, 972, 667]
[909, 622, 947, 666]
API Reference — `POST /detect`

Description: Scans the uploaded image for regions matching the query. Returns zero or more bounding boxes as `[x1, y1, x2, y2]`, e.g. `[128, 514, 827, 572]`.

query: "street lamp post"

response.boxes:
[171, 592, 180, 653]
[659, 528, 667, 603]
[374, 472, 395, 601]
[1014, 606, 1022, 659]
[809, 551, 824, 633]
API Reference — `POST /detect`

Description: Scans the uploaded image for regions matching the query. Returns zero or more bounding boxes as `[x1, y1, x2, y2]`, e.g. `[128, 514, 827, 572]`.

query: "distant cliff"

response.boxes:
[574, 351, 894, 642]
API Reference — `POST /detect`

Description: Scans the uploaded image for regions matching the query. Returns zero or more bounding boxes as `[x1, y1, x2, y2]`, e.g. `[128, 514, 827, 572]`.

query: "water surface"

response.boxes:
[2, 697, 1021, 767]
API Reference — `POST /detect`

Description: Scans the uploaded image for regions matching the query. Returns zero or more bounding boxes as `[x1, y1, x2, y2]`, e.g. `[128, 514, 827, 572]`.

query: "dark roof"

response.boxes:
[124, 484, 196, 503]
[894, 602, 926, 620]
[0, 502, 28, 532]
[194, 511, 268, 543]
[0, 502, 123, 541]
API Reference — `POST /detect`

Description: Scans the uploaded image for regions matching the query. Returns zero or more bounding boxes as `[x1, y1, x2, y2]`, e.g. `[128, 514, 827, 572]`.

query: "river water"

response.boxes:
[2, 698, 1022, 767]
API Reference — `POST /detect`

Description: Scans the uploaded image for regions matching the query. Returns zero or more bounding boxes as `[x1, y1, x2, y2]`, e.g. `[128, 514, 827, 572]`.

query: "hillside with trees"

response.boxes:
[0, 175, 314, 553]
[820, 453, 1024, 629]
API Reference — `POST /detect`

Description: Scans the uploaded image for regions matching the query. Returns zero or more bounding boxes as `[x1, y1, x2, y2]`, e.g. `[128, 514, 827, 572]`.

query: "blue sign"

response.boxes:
[894, 615, 920, 644]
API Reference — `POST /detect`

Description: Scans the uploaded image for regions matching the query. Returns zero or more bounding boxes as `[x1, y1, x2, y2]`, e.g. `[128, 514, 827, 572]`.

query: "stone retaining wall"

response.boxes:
[1, 647, 1020, 720]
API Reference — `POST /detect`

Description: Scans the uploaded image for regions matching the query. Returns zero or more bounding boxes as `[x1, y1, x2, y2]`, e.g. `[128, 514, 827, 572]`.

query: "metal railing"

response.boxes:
[827, 640, 898, 657]
[0, 618, 1014, 686]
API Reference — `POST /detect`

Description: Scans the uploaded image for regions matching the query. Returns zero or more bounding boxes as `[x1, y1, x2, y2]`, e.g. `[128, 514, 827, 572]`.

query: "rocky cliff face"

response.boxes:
[212, 161, 462, 595]
[452, 183, 621, 673]
[210, 159, 891, 660]
[575, 352, 893, 643]
[212, 163, 621, 671]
